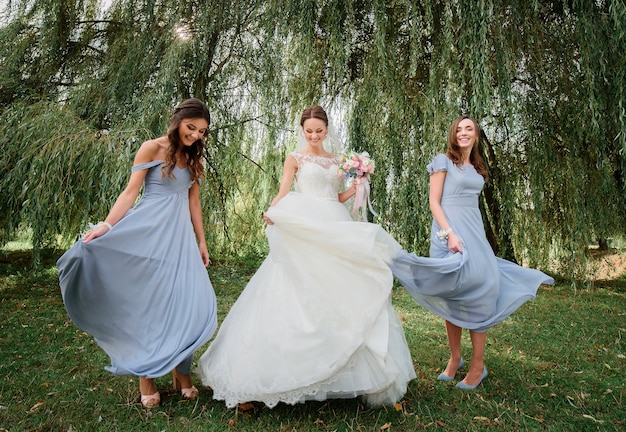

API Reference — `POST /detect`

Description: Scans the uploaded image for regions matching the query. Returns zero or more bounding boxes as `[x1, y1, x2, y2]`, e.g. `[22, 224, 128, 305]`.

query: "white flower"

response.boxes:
[436, 229, 451, 240]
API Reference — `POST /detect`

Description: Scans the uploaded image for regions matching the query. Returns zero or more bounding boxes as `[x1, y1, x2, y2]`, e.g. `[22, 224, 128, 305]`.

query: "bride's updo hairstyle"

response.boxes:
[300, 105, 329, 127]
[296, 105, 346, 154]
[163, 98, 211, 182]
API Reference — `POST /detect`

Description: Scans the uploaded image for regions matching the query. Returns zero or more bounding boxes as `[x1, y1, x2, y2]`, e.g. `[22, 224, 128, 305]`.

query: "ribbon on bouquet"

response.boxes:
[351, 177, 378, 222]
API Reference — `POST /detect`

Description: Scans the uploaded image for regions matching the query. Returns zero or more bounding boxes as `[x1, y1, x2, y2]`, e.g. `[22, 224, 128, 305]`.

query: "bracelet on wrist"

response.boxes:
[436, 228, 453, 240]
[93, 221, 112, 230]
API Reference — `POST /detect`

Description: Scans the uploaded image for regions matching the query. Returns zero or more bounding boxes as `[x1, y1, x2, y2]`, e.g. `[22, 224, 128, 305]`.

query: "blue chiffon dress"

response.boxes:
[57, 161, 218, 378]
[390, 154, 554, 332]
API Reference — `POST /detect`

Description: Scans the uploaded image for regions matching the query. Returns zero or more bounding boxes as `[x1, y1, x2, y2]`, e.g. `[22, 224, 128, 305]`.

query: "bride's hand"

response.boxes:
[263, 212, 274, 225]
[351, 178, 360, 195]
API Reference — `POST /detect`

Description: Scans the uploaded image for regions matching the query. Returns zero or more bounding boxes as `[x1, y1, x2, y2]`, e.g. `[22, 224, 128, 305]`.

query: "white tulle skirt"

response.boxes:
[196, 192, 416, 408]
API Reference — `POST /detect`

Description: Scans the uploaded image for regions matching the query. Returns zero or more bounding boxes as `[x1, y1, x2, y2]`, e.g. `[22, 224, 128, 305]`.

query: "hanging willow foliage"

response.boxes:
[1, 0, 625, 280]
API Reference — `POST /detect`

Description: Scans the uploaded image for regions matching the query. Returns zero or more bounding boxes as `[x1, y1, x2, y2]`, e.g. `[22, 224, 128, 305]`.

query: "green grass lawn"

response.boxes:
[0, 249, 624, 431]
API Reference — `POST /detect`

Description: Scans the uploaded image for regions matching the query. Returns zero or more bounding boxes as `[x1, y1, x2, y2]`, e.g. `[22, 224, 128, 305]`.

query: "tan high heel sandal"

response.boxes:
[139, 377, 160, 408]
[141, 392, 161, 408]
[172, 369, 199, 400]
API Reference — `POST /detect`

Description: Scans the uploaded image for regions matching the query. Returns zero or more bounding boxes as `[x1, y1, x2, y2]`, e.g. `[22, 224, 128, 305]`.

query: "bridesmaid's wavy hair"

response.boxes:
[446, 116, 488, 181]
[300, 105, 329, 127]
[163, 98, 210, 182]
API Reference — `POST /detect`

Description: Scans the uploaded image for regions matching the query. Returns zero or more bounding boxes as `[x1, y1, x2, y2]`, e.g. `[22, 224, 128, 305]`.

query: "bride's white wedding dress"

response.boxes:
[196, 152, 415, 408]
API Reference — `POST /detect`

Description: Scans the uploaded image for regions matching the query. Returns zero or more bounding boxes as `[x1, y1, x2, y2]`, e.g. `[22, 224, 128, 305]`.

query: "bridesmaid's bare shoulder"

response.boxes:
[134, 136, 169, 163]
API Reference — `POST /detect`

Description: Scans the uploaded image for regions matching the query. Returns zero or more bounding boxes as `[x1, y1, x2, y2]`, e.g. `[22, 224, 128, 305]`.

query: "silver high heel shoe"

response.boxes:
[437, 357, 465, 381]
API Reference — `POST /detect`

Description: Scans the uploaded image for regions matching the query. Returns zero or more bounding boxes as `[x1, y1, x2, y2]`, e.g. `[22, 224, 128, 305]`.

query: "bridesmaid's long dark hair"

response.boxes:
[163, 98, 210, 182]
[446, 116, 488, 181]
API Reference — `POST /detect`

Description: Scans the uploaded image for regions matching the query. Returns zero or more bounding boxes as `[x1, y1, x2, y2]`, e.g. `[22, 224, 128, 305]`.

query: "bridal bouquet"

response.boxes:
[337, 151, 378, 221]
[337, 151, 376, 180]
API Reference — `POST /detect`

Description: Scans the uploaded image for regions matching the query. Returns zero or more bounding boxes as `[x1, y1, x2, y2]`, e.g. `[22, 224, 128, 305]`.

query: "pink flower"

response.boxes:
[337, 150, 376, 181]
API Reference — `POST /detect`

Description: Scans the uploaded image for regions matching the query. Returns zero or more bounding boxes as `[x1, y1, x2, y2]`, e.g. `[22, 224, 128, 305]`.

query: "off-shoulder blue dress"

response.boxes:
[390, 154, 554, 332]
[57, 161, 218, 378]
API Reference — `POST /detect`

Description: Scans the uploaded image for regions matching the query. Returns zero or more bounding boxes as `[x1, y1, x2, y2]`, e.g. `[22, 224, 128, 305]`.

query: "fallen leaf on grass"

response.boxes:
[237, 403, 255, 412]
[473, 416, 491, 424]
[29, 402, 45, 412]
[380, 422, 391, 430]
[313, 418, 324, 425]
[394, 402, 403, 411]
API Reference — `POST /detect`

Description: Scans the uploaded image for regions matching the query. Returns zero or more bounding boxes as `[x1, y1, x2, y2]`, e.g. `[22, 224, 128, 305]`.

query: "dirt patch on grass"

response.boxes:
[588, 249, 626, 280]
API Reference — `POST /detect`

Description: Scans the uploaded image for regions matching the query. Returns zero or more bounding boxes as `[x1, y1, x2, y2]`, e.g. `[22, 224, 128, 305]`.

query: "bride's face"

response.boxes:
[302, 118, 328, 148]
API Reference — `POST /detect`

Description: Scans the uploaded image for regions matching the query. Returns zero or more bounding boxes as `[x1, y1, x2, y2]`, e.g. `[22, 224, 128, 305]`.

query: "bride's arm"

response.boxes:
[270, 154, 298, 206]
[263, 154, 298, 224]
[338, 180, 358, 203]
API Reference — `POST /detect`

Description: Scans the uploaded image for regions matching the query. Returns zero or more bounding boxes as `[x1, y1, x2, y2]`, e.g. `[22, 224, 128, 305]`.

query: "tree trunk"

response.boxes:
[480, 129, 517, 263]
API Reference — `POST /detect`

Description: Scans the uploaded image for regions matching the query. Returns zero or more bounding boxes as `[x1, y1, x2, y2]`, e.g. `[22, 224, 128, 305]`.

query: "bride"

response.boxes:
[196, 105, 415, 408]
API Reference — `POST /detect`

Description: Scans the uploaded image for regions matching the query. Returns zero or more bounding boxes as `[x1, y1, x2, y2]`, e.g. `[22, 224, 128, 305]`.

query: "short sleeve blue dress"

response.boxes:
[57, 161, 218, 378]
[390, 154, 554, 332]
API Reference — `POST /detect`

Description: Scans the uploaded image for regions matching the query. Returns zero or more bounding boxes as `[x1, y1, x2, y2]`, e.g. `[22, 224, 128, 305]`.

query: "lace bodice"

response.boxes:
[291, 152, 342, 201]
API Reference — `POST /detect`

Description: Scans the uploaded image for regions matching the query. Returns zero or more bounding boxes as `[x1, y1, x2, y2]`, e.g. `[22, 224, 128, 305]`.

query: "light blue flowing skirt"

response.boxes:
[57, 162, 218, 377]
[391, 196, 554, 332]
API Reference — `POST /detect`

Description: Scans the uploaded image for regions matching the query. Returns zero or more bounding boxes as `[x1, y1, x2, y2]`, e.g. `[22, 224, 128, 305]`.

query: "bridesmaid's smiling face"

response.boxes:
[179, 118, 208, 147]
[455, 118, 478, 152]
[302, 118, 328, 149]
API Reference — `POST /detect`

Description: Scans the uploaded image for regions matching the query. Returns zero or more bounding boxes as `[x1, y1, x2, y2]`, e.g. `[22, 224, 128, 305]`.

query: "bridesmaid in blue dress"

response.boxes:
[57, 98, 218, 408]
[391, 116, 554, 390]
